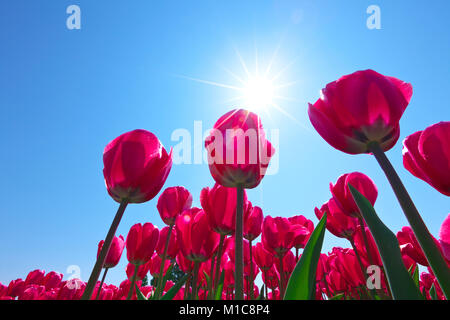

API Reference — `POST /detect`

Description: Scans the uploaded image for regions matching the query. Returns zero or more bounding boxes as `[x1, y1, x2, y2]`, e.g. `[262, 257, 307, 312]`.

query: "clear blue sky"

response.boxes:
[1, 0, 449, 286]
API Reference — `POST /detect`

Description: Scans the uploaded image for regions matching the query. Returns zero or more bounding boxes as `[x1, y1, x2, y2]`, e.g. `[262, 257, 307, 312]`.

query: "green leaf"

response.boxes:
[329, 293, 345, 300]
[214, 270, 225, 300]
[257, 285, 265, 300]
[348, 184, 423, 300]
[284, 213, 327, 300]
[429, 284, 438, 300]
[160, 274, 189, 300]
[135, 284, 148, 301]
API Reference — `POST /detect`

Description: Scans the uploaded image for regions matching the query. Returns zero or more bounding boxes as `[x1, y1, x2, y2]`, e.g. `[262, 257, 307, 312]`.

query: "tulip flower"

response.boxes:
[176, 208, 220, 298]
[95, 235, 125, 299]
[397, 226, 442, 267]
[126, 262, 150, 281]
[288, 215, 314, 260]
[261, 216, 296, 258]
[309, 70, 450, 297]
[83, 129, 172, 300]
[315, 200, 359, 241]
[42, 271, 63, 290]
[157, 186, 193, 226]
[24, 269, 45, 286]
[205, 109, 275, 300]
[19, 285, 46, 300]
[253, 242, 274, 271]
[7, 279, 25, 298]
[354, 226, 383, 267]
[308, 69, 412, 155]
[125, 223, 159, 299]
[244, 205, 263, 241]
[149, 253, 171, 279]
[439, 214, 450, 261]
[402, 122, 450, 196]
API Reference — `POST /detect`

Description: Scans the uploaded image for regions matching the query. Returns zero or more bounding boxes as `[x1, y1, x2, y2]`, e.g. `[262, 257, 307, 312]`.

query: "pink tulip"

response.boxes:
[156, 226, 179, 260]
[253, 242, 274, 270]
[315, 200, 359, 240]
[330, 172, 378, 217]
[288, 215, 314, 249]
[103, 129, 173, 204]
[308, 69, 412, 154]
[200, 183, 248, 235]
[42, 271, 63, 290]
[157, 186, 193, 226]
[397, 226, 438, 266]
[439, 214, 450, 260]
[97, 235, 125, 268]
[244, 206, 263, 241]
[204, 109, 275, 189]
[262, 267, 279, 290]
[24, 269, 45, 286]
[353, 226, 383, 266]
[402, 122, 450, 196]
[126, 262, 150, 281]
[175, 208, 220, 262]
[261, 216, 296, 258]
[149, 253, 171, 278]
[19, 285, 46, 300]
[7, 279, 25, 298]
[126, 223, 160, 265]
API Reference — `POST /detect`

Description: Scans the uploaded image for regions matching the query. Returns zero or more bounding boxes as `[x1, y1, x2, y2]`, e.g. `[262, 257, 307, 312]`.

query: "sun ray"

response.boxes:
[173, 74, 243, 92]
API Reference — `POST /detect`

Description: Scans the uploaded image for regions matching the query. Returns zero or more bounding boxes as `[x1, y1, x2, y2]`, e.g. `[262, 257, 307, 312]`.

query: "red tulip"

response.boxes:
[157, 186, 193, 226]
[353, 226, 382, 266]
[253, 242, 274, 271]
[200, 183, 248, 235]
[126, 223, 160, 265]
[156, 227, 179, 260]
[42, 271, 63, 290]
[176, 252, 194, 273]
[97, 235, 125, 268]
[204, 109, 275, 189]
[397, 226, 442, 267]
[308, 69, 412, 154]
[19, 285, 46, 300]
[262, 267, 279, 290]
[175, 208, 220, 262]
[149, 253, 171, 278]
[126, 262, 150, 281]
[275, 250, 296, 280]
[7, 279, 25, 298]
[261, 216, 297, 258]
[315, 200, 359, 240]
[330, 172, 378, 218]
[24, 269, 45, 286]
[288, 215, 314, 249]
[329, 247, 365, 288]
[402, 122, 450, 196]
[439, 214, 450, 260]
[244, 206, 263, 241]
[103, 129, 173, 204]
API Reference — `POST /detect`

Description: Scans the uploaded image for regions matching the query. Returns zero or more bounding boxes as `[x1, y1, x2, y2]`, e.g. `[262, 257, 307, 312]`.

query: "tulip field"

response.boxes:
[2, 2, 450, 306]
[2, 69, 449, 301]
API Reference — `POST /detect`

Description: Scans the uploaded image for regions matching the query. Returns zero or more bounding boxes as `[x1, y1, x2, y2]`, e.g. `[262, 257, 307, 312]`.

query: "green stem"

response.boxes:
[82, 200, 128, 300]
[249, 240, 254, 299]
[192, 262, 200, 300]
[208, 253, 215, 300]
[95, 267, 109, 300]
[213, 235, 225, 292]
[155, 225, 173, 299]
[368, 141, 450, 299]
[234, 185, 245, 300]
[278, 256, 285, 298]
[127, 264, 139, 300]
[358, 217, 375, 266]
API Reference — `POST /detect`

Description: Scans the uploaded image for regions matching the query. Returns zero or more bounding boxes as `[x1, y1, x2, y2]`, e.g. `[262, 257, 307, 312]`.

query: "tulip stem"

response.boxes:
[155, 225, 173, 299]
[249, 240, 254, 300]
[213, 235, 225, 293]
[368, 141, 450, 299]
[264, 269, 269, 299]
[192, 262, 200, 300]
[234, 185, 245, 300]
[358, 217, 375, 266]
[95, 267, 109, 300]
[127, 264, 139, 300]
[82, 200, 128, 300]
[278, 256, 285, 298]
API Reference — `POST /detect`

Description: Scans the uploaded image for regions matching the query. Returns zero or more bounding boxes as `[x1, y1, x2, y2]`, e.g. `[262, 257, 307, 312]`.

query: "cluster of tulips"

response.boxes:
[2, 69, 449, 300]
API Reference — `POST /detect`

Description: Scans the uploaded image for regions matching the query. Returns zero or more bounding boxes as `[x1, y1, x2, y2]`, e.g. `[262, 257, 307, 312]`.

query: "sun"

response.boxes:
[242, 76, 275, 112]
[175, 45, 300, 122]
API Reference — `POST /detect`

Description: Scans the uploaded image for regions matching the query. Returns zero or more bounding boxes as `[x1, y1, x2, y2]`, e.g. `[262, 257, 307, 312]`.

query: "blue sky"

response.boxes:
[0, 0, 449, 287]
